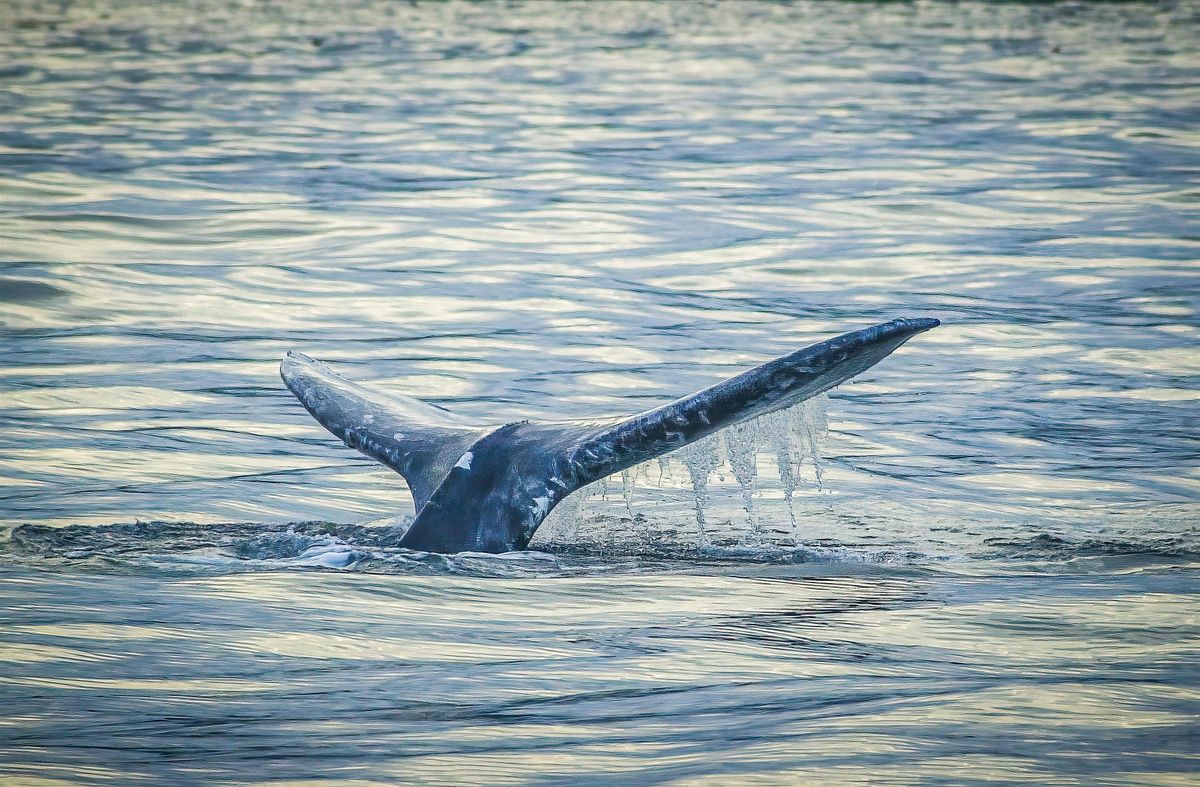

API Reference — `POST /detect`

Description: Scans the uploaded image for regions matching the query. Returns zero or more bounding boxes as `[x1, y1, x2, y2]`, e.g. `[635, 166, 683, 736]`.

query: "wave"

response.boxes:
[2, 520, 1196, 578]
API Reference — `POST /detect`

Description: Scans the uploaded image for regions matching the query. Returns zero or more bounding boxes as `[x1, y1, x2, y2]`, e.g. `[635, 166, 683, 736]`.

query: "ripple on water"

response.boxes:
[0, 1, 1198, 782]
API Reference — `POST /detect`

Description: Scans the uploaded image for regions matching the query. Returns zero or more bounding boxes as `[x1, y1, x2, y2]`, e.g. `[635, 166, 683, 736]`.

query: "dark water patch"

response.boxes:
[980, 531, 1200, 560]
[5, 521, 1197, 580]
[0, 277, 67, 303]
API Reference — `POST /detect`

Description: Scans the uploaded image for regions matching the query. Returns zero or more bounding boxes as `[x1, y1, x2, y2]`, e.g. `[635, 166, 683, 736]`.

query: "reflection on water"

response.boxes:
[2, 564, 1197, 784]
[0, 0, 1198, 782]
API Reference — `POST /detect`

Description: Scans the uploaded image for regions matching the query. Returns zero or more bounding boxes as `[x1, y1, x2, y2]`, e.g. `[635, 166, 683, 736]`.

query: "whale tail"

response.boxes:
[281, 317, 939, 553]
[280, 351, 490, 512]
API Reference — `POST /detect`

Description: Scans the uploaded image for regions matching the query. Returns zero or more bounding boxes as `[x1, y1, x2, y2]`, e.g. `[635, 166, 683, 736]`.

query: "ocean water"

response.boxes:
[1, 1, 1198, 783]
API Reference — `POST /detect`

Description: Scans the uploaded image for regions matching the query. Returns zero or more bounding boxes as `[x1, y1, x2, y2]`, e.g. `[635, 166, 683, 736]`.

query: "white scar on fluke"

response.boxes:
[281, 317, 939, 554]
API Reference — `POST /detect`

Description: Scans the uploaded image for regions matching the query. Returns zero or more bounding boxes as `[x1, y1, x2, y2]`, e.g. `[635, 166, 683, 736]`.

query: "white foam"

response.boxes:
[295, 545, 356, 568]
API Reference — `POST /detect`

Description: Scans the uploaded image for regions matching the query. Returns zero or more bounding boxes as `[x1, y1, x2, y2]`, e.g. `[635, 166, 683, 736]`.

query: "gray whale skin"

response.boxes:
[281, 317, 939, 554]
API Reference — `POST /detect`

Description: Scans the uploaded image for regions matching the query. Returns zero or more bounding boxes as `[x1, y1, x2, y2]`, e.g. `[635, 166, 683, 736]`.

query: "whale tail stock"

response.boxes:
[281, 317, 939, 553]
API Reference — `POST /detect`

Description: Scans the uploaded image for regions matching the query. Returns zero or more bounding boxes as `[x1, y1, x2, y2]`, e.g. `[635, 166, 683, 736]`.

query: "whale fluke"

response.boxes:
[281, 317, 939, 553]
[280, 352, 490, 511]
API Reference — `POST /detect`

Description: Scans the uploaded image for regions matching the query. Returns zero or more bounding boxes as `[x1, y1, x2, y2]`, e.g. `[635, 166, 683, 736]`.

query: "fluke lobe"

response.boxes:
[281, 317, 939, 553]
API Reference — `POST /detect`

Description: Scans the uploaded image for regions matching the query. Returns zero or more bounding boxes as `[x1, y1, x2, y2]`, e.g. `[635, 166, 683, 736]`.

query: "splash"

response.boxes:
[620, 468, 636, 516]
[552, 395, 831, 548]
[677, 432, 722, 544]
[762, 409, 800, 536]
[723, 417, 761, 543]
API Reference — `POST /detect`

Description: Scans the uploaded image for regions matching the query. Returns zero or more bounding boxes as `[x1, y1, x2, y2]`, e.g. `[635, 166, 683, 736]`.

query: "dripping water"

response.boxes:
[763, 408, 800, 538]
[620, 469, 635, 517]
[559, 395, 830, 548]
[677, 432, 722, 545]
[724, 418, 761, 544]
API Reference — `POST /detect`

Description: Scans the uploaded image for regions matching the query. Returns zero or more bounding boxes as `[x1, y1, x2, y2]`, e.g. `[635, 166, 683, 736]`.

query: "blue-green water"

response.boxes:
[1, 1, 1198, 783]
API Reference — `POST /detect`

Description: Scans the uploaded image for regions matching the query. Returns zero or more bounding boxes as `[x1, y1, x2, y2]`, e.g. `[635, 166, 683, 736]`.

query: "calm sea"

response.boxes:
[1, 1, 1197, 783]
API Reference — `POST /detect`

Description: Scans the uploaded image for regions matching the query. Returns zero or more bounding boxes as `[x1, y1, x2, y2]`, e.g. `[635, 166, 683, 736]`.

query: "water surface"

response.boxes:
[1, 1, 1198, 783]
